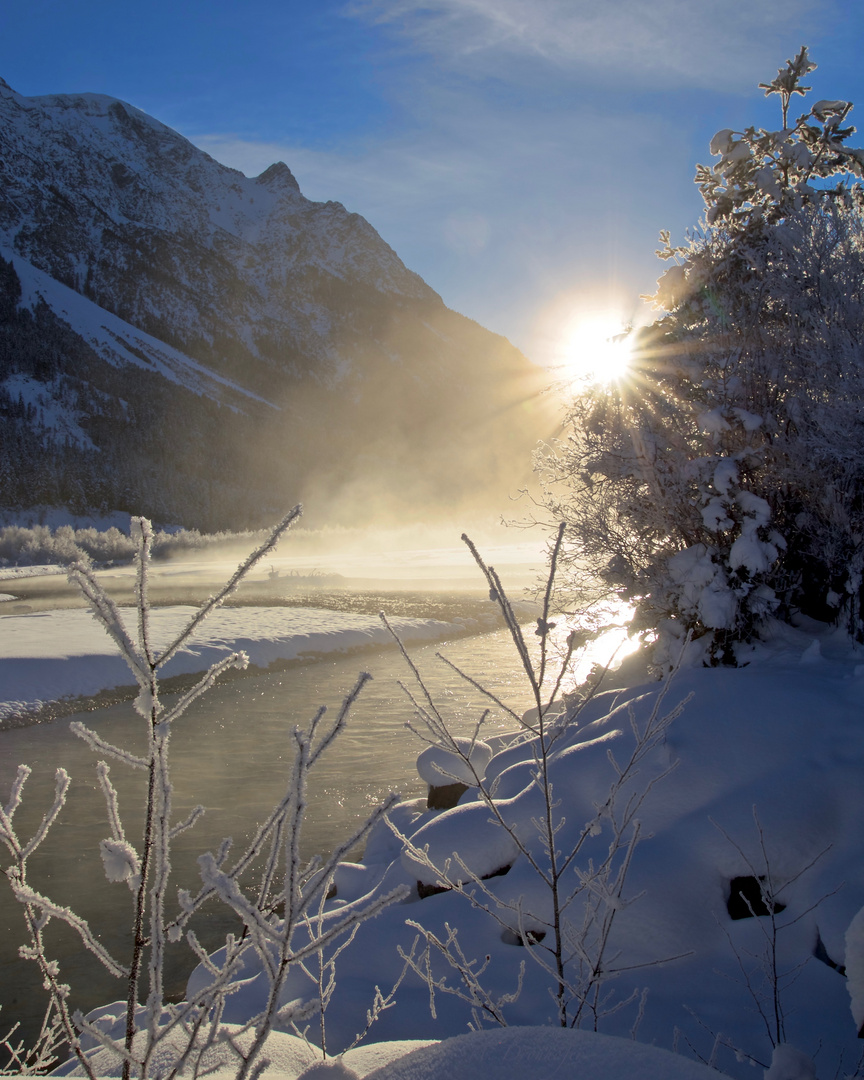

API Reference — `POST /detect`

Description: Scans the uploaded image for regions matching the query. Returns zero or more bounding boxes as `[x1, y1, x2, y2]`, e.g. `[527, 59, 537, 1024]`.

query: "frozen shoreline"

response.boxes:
[4, 589, 864, 1078]
[0, 605, 458, 727]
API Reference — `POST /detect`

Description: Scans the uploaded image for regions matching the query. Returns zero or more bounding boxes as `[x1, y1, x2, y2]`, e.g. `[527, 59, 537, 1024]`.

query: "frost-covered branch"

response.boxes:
[156, 505, 301, 669]
[1, 769, 98, 1078]
[69, 723, 148, 769]
[400, 921, 524, 1029]
[386, 541, 687, 1031]
[4, 505, 415, 1078]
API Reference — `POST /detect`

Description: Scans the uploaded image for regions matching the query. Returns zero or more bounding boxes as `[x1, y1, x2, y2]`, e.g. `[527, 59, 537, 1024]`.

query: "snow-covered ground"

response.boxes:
[0, 605, 458, 725]
[3, 593, 864, 1078]
[174, 618, 864, 1080]
[56, 1025, 733, 1078]
[0, 564, 67, 580]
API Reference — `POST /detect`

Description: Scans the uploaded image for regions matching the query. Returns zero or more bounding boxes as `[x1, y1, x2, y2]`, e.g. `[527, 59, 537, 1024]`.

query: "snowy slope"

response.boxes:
[0, 75, 437, 388]
[181, 618, 864, 1079]
[0, 79, 432, 299]
[0, 76, 548, 528]
[4, 249, 277, 411]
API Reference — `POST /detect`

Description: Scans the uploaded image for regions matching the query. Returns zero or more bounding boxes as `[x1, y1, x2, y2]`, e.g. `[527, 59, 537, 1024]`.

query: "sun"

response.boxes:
[559, 316, 633, 386]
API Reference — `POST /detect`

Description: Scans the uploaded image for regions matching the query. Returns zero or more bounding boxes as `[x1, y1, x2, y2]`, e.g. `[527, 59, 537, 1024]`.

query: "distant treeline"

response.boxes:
[0, 522, 271, 567]
[0, 254, 289, 532]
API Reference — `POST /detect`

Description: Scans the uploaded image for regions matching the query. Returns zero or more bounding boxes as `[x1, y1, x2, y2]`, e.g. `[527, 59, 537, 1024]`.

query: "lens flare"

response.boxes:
[559, 317, 632, 386]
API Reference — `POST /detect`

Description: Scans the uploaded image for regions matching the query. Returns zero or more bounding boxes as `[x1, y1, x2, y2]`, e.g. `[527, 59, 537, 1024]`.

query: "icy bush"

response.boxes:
[377, 528, 688, 1031]
[1, 509, 408, 1079]
[0, 521, 272, 567]
[537, 48, 864, 662]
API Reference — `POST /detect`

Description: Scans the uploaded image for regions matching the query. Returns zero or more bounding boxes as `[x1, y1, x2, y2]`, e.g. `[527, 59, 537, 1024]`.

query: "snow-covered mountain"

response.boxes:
[0, 78, 549, 528]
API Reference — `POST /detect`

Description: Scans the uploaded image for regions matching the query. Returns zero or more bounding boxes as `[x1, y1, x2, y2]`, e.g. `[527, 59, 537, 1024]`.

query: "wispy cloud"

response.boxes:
[346, 0, 823, 89]
[192, 1, 831, 365]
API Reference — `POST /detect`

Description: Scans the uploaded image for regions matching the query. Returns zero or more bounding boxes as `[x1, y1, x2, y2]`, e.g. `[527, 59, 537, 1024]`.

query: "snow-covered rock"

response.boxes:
[415, 738, 493, 787]
[763, 1045, 816, 1080]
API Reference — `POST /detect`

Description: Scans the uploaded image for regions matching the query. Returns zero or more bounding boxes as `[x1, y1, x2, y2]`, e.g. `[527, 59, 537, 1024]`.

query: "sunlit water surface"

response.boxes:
[0, 619, 545, 1053]
[0, 558, 636, 1058]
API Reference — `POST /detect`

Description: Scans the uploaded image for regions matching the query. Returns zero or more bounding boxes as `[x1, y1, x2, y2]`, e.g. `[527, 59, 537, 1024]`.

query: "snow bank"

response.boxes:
[53, 1021, 434, 1078]
[56, 1023, 726, 1078]
[0, 564, 66, 580]
[763, 1045, 817, 1080]
[360, 1027, 728, 1079]
[0, 606, 455, 724]
[184, 619, 864, 1078]
[846, 904, 864, 1034]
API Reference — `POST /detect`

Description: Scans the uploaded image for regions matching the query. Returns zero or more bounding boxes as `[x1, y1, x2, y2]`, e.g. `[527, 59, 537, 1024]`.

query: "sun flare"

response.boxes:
[560, 317, 633, 386]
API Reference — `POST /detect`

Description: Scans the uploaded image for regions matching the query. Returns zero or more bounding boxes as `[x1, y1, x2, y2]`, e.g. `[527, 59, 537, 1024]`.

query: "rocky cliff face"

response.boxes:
[0, 78, 550, 529]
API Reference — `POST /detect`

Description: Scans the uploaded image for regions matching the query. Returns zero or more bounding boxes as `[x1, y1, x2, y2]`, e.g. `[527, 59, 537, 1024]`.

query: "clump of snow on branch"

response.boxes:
[536, 48, 864, 664]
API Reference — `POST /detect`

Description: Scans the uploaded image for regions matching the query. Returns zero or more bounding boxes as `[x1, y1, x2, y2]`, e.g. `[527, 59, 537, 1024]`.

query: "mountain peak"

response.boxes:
[0, 80, 547, 528]
[255, 161, 301, 193]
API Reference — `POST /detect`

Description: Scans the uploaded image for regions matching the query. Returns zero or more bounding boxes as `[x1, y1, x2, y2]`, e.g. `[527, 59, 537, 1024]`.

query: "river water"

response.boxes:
[0, 524, 636, 1060]
[0, 612, 543, 1055]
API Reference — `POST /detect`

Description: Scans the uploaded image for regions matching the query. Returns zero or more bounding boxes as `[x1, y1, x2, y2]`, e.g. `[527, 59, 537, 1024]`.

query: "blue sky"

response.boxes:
[2, 1, 864, 366]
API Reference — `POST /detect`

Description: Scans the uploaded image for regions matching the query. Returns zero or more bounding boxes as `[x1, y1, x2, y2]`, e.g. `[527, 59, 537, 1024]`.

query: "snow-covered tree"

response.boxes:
[539, 48, 864, 663]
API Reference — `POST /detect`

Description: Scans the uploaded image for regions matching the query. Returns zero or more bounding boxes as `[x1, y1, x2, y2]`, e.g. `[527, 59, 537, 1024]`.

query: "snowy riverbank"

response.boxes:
[0, 606, 458, 725]
[168, 618, 864, 1079]
[4, 600, 864, 1078]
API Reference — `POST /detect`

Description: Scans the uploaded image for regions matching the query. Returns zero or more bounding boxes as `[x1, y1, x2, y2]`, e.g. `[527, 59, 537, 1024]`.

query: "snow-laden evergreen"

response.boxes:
[538, 48, 864, 661]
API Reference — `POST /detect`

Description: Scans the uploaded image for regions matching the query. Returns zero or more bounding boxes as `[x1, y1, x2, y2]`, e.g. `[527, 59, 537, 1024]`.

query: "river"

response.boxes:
[0, 609, 543, 1057]
[0, 528, 636, 1060]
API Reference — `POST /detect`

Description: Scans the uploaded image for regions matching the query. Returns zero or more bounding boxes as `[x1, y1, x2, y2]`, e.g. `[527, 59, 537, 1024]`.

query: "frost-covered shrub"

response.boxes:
[0, 523, 137, 566]
[0, 522, 252, 566]
[1, 510, 406, 1079]
[378, 531, 687, 1032]
[539, 49, 864, 662]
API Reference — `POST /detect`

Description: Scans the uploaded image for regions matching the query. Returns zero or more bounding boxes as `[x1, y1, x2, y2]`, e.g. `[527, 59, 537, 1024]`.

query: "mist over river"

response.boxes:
[0, 588, 542, 1054]
[0, 533, 640, 1055]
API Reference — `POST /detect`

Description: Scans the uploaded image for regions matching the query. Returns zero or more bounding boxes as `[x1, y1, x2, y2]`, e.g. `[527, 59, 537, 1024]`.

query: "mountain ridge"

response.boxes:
[0, 78, 551, 529]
